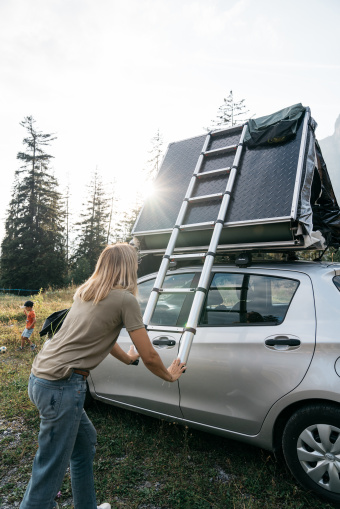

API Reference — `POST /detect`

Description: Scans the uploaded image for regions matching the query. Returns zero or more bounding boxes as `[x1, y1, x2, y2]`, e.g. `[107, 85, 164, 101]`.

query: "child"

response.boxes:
[20, 300, 36, 350]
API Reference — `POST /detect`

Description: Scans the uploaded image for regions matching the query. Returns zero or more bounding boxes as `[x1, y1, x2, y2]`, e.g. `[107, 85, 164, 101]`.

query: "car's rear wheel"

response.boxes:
[282, 404, 340, 504]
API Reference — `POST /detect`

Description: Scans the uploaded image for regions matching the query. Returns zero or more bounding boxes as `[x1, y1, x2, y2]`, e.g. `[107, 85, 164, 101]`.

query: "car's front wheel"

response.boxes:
[282, 404, 340, 504]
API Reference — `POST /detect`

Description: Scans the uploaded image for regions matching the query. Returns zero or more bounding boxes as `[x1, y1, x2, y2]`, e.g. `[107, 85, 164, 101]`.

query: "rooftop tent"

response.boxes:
[133, 104, 340, 256]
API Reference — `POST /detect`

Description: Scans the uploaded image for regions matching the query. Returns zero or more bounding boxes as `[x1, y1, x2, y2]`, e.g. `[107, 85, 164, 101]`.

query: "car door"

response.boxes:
[90, 270, 198, 417]
[178, 268, 316, 435]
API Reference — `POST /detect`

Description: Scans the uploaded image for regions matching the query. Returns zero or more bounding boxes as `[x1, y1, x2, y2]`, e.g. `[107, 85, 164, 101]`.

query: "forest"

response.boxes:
[0, 116, 164, 291]
[1, 95, 338, 292]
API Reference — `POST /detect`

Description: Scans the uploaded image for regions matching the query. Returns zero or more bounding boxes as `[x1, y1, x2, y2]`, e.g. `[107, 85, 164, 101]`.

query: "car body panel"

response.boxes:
[90, 327, 184, 417]
[178, 268, 316, 435]
[88, 261, 340, 452]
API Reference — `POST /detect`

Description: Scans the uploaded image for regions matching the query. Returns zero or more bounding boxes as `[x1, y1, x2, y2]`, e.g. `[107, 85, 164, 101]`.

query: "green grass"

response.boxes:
[0, 289, 335, 508]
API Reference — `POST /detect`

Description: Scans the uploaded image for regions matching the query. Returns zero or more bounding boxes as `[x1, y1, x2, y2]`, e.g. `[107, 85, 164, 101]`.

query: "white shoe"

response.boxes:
[98, 504, 111, 509]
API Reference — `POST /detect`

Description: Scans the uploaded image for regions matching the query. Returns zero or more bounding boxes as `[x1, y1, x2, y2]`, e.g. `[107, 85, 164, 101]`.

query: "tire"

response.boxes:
[282, 404, 340, 504]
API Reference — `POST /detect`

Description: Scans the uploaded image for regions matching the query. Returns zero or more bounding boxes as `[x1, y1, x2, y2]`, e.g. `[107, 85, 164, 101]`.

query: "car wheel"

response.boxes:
[282, 404, 340, 503]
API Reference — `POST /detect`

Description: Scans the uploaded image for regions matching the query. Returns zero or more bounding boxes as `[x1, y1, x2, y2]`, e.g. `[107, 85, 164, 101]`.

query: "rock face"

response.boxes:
[319, 115, 340, 202]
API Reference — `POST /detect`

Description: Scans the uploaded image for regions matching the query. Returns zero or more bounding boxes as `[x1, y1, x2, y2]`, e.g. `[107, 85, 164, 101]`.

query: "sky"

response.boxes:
[1, 0, 339, 243]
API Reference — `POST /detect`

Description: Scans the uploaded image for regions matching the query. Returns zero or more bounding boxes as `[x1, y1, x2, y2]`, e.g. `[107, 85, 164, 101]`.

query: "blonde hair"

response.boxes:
[75, 243, 138, 304]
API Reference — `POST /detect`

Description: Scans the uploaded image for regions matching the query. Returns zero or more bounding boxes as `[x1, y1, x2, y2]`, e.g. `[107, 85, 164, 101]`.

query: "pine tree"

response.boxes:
[64, 182, 71, 264]
[106, 180, 118, 245]
[114, 200, 143, 244]
[206, 90, 250, 131]
[146, 129, 163, 180]
[113, 130, 164, 244]
[71, 170, 109, 283]
[0, 116, 67, 289]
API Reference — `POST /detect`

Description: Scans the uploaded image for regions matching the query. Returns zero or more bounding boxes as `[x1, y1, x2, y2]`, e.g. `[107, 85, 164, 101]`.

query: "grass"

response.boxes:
[0, 289, 336, 508]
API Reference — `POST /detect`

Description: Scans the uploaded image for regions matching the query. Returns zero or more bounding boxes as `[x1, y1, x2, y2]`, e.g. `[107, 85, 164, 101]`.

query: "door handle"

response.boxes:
[265, 338, 301, 347]
[153, 336, 176, 347]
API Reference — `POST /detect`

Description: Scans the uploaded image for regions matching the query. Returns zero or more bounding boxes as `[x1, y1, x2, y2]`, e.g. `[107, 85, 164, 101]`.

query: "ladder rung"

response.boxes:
[170, 253, 206, 260]
[210, 124, 244, 137]
[180, 222, 214, 231]
[159, 288, 196, 294]
[188, 193, 223, 204]
[204, 145, 238, 157]
[197, 167, 231, 179]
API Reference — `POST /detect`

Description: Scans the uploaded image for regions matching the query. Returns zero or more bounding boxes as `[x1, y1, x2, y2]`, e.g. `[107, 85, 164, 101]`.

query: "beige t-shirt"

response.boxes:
[32, 289, 144, 380]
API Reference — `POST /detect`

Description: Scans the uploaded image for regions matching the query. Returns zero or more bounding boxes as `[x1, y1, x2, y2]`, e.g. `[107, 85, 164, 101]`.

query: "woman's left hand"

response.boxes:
[127, 345, 140, 364]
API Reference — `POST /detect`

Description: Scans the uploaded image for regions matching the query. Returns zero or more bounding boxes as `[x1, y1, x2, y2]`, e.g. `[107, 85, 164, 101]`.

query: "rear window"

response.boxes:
[200, 272, 299, 326]
[333, 276, 340, 292]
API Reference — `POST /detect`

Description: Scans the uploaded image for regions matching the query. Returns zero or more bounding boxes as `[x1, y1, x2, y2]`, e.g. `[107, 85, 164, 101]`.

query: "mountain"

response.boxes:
[319, 114, 340, 202]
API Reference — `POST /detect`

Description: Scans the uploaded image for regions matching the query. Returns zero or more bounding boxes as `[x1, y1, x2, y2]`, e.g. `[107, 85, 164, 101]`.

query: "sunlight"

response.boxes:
[141, 180, 156, 199]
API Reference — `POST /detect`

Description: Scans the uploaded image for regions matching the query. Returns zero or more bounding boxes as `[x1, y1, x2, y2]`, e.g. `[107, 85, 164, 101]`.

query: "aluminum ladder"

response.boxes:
[142, 122, 248, 364]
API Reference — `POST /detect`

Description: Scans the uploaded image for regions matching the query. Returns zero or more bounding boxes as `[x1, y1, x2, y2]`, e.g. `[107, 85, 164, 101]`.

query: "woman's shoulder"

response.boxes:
[108, 288, 136, 302]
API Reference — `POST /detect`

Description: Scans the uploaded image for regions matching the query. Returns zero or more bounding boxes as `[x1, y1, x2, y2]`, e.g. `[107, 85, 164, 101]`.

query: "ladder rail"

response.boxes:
[142, 122, 248, 367]
[142, 133, 211, 326]
[178, 123, 248, 364]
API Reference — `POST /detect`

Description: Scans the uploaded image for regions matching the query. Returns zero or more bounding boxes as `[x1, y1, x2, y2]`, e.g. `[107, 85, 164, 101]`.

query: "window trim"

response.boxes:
[198, 271, 300, 328]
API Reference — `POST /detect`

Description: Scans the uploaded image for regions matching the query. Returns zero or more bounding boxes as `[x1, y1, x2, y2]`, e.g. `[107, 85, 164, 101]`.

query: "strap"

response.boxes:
[73, 369, 89, 378]
[184, 327, 196, 334]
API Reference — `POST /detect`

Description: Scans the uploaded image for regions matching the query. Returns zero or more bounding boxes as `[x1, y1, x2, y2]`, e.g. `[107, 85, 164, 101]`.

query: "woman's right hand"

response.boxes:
[167, 358, 186, 382]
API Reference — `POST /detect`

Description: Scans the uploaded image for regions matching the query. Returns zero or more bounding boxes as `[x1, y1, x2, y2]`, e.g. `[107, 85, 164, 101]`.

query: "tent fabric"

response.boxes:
[312, 141, 340, 248]
[296, 123, 315, 237]
[244, 103, 306, 148]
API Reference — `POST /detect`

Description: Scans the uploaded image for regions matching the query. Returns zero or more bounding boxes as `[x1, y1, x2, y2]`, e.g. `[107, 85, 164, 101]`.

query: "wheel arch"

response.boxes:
[272, 398, 340, 456]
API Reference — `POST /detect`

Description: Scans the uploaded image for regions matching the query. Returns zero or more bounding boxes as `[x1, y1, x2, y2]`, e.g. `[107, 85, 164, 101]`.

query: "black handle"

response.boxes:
[131, 359, 139, 365]
[265, 338, 300, 347]
[153, 338, 176, 346]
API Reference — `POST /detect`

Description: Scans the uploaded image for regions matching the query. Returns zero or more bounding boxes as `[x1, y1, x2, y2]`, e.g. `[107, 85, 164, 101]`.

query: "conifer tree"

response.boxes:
[71, 170, 109, 283]
[0, 116, 67, 289]
[106, 180, 118, 245]
[146, 129, 163, 180]
[206, 90, 250, 131]
[113, 130, 164, 244]
[114, 201, 143, 244]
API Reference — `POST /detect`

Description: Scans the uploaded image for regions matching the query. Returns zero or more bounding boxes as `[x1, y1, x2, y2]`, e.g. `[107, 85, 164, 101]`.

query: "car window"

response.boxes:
[137, 272, 197, 326]
[333, 275, 340, 292]
[200, 272, 299, 326]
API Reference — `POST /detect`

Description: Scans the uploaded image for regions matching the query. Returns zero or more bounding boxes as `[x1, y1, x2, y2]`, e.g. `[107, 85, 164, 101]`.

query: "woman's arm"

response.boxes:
[110, 342, 139, 365]
[128, 328, 186, 382]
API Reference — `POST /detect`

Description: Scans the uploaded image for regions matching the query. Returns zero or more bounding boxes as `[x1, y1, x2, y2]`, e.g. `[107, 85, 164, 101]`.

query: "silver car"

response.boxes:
[88, 260, 340, 504]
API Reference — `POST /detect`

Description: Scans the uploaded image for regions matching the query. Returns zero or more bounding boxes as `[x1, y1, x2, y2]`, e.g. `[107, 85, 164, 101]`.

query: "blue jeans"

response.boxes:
[20, 372, 97, 509]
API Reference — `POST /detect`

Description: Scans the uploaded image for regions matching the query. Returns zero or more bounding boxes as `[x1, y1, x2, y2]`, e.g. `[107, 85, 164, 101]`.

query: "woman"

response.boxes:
[20, 243, 186, 509]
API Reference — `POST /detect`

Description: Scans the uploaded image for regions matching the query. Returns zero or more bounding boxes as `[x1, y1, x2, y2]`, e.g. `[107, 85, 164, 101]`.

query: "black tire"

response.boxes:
[282, 404, 340, 504]
[84, 381, 94, 410]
